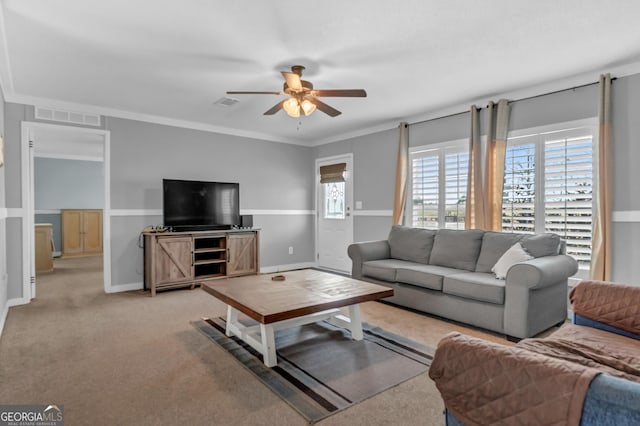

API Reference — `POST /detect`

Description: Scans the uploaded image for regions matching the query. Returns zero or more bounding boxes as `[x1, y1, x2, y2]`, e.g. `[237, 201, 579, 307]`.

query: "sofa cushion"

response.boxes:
[362, 259, 416, 282]
[388, 225, 436, 264]
[429, 229, 485, 271]
[443, 272, 506, 304]
[475, 232, 526, 273]
[521, 233, 561, 258]
[395, 264, 463, 291]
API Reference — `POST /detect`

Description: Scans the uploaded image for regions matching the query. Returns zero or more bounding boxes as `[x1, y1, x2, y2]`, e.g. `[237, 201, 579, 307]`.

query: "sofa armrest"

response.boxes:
[506, 255, 579, 289]
[347, 240, 390, 278]
[429, 332, 596, 426]
[504, 255, 578, 338]
[570, 280, 640, 336]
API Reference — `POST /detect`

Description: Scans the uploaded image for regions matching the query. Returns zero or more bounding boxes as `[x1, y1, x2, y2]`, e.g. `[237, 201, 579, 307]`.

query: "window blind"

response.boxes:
[502, 142, 536, 233]
[544, 135, 593, 267]
[319, 163, 346, 183]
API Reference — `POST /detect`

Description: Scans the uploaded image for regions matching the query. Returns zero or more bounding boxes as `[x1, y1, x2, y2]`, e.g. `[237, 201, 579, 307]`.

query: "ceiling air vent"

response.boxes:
[213, 96, 239, 107]
[35, 107, 102, 127]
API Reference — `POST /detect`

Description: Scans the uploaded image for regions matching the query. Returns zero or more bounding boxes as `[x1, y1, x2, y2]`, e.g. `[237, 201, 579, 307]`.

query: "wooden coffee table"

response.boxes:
[201, 269, 393, 367]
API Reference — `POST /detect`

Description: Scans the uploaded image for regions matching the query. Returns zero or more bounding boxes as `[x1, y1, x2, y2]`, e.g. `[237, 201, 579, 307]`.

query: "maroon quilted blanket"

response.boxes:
[570, 280, 640, 335]
[429, 332, 597, 426]
[430, 323, 640, 425]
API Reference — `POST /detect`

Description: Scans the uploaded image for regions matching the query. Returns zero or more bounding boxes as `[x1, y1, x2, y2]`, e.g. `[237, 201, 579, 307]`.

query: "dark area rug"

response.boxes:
[192, 317, 433, 424]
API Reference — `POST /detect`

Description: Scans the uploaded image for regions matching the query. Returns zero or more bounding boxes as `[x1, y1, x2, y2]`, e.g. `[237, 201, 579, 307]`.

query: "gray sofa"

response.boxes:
[347, 225, 579, 339]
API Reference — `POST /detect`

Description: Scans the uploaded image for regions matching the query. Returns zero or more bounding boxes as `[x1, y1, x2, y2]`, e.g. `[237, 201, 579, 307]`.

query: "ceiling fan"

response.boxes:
[227, 65, 367, 118]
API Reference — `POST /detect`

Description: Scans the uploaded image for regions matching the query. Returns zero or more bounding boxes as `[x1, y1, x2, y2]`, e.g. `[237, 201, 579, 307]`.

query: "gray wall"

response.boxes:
[0, 90, 7, 317]
[4, 103, 24, 302]
[35, 157, 104, 209]
[106, 117, 315, 286]
[4, 72, 640, 301]
[314, 128, 398, 242]
[312, 74, 640, 284]
[34, 157, 104, 252]
[2, 104, 316, 299]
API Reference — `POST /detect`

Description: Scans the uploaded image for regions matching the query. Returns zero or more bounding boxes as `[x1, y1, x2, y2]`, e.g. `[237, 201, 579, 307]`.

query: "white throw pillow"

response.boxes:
[491, 242, 533, 280]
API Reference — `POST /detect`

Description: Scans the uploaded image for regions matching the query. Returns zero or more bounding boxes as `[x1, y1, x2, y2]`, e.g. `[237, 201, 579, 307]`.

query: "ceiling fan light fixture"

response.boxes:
[300, 99, 316, 116]
[283, 97, 300, 117]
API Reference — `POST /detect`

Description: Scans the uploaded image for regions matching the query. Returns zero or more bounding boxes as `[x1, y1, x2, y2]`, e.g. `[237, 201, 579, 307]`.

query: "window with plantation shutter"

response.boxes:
[410, 141, 468, 230]
[544, 133, 593, 269]
[503, 123, 596, 277]
[411, 152, 439, 229]
[503, 141, 536, 233]
[444, 149, 468, 229]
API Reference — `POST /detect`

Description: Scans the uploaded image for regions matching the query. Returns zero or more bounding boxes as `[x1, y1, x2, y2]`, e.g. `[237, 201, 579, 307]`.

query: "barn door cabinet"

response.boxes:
[144, 229, 259, 296]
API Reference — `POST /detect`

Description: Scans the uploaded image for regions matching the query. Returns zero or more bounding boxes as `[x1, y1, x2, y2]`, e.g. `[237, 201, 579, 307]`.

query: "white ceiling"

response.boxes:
[2, 0, 640, 146]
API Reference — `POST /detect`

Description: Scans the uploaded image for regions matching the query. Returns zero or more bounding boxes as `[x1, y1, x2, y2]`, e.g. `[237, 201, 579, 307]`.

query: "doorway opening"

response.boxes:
[21, 121, 111, 302]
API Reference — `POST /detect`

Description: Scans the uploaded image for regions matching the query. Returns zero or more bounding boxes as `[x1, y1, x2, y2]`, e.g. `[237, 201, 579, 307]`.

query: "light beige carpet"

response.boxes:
[0, 257, 521, 425]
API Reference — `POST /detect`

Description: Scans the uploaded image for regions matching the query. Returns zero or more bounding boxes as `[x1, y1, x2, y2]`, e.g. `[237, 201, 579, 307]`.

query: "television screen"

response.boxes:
[163, 179, 240, 230]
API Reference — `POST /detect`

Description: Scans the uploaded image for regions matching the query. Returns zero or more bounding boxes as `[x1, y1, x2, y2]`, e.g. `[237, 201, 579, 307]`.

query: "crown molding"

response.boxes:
[4, 93, 313, 146]
[313, 60, 640, 147]
[403, 60, 640, 130]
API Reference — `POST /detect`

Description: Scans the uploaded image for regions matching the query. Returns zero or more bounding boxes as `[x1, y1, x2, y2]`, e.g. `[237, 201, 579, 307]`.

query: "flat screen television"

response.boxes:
[163, 179, 240, 231]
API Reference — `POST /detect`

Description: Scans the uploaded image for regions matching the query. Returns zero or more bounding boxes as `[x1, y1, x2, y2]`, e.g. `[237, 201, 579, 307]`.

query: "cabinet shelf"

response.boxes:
[194, 248, 226, 253]
[194, 259, 226, 265]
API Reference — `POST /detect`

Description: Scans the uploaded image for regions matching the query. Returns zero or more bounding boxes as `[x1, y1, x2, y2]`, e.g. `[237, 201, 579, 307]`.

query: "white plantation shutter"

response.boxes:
[410, 142, 468, 230]
[503, 125, 595, 275]
[544, 134, 593, 267]
[502, 141, 536, 233]
[444, 149, 468, 229]
[411, 152, 439, 229]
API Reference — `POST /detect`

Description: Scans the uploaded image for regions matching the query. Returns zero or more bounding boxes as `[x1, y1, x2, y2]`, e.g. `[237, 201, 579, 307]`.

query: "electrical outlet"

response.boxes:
[288, 246, 294, 255]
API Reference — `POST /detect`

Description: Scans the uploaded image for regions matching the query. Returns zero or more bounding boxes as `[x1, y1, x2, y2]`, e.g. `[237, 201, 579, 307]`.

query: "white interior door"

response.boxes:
[316, 155, 353, 272]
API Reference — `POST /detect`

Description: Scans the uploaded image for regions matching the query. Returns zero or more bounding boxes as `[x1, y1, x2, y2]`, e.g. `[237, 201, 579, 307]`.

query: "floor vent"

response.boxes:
[35, 107, 101, 126]
[214, 96, 239, 107]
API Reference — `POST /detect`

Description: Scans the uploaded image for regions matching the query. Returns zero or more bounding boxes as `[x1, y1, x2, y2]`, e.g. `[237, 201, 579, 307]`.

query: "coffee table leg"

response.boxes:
[348, 304, 364, 340]
[226, 305, 238, 337]
[260, 323, 277, 367]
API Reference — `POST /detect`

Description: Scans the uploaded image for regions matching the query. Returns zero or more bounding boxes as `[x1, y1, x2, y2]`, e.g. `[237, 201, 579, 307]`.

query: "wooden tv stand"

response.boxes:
[143, 229, 259, 296]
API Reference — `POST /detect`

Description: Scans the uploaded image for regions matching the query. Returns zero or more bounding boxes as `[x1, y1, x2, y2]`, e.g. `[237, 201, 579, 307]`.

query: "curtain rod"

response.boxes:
[410, 77, 616, 127]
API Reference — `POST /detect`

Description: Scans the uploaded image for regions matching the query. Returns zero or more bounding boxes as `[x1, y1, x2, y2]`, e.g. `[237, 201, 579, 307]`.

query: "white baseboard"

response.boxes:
[260, 262, 317, 274]
[106, 282, 143, 293]
[7, 297, 30, 307]
[107, 263, 318, 293]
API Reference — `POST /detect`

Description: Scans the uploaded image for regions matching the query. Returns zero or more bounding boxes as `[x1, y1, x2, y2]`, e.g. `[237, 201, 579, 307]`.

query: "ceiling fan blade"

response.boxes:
[311, 89, 367, 97]
[281, 71, 302, 91]
[227, 91, 282, 95]
[308, 98, 341, 117]
[264, 100, 286, 115]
